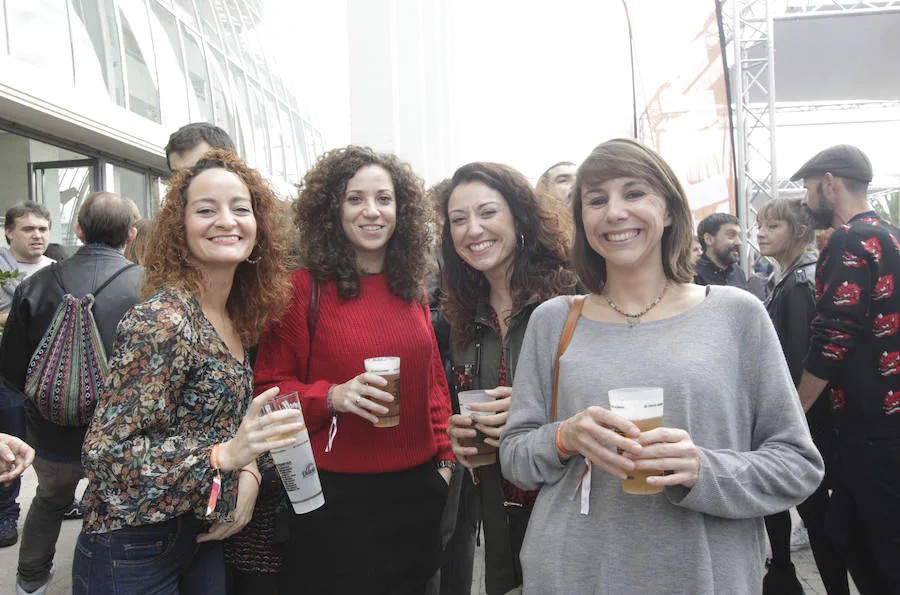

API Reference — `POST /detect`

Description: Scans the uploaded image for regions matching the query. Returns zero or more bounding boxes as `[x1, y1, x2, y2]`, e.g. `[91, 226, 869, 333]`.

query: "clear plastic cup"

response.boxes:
[260, 392, 325, 514]
[608, 387, 664, 495]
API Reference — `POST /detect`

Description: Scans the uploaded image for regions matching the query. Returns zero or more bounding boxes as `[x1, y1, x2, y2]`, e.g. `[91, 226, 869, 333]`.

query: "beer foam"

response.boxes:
[364, 356, 400, 374]
[608, 387, 663, 421]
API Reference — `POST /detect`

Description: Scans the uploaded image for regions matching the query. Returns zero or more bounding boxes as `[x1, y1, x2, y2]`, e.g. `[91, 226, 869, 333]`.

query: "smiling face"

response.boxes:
[580, 176, 671, 273]
[447, 181, 517, 282]
[184, 168, 257, 273]
[341, 165, 397, 273]
[705, 223, 742, 267]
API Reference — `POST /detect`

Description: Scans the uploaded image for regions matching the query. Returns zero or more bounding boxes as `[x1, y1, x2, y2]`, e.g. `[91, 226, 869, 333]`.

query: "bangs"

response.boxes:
[757, 200, 793, 225]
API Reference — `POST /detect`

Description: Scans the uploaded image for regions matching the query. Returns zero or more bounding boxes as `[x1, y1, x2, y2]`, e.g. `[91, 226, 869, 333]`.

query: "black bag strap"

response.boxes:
[305, 273, 321, 381]
[51, 262, 138, 298]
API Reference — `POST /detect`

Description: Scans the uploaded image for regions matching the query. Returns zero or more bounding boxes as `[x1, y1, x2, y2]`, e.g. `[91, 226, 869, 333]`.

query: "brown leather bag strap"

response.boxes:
[551, 295, 586, 422]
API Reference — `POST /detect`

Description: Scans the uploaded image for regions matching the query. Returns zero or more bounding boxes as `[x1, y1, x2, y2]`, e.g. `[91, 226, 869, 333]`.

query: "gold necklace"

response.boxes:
[604, 283, 669, 327]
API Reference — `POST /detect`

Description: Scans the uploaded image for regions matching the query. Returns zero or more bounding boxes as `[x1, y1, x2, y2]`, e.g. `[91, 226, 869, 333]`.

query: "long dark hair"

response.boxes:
[440, 162, 577, 347]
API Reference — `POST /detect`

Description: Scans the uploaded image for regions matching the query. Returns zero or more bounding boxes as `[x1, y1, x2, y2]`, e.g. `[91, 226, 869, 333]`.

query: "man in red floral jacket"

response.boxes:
[795, 144, 900, 594]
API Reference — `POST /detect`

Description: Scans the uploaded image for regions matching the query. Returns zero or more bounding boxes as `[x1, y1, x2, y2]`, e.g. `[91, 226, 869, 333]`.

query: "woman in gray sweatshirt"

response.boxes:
[500, 138, 825, 595]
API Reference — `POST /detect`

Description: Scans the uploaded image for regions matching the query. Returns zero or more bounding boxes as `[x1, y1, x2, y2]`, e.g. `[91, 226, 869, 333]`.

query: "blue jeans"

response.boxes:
[72, 515, 226, 594]
[0, 385, 25, 521]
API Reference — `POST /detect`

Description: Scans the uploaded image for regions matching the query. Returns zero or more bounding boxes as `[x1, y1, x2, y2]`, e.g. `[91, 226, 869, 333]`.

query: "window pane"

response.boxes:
[228, 64, 254, 164]
[231, 1, 269, 85]
[181, 26, 213, 121]
[193, 0, 221, 45]
[120, 1, 161, 123]
[112, 165, 147, 213]
[206, 46, 235, 142]
[210, 0, 241, 62]
[8, 1, 74, 84]
[69, 0, 125, 105]
[149, 2, 190, 127]
[292, 114, 309, 174]
[264, 94, 284, 178]
[172, 0, 197, 28]
[248, 83, 270, 173]
[279, 106, 298, 180]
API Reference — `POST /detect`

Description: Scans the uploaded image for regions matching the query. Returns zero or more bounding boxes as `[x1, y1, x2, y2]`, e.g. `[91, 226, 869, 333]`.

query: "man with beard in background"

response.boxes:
[693, 213, 749, 290]
[795, 144, 900, 594]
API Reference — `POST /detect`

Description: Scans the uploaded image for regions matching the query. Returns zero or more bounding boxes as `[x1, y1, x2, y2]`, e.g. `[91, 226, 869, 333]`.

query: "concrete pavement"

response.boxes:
[0, 467, 857, 594]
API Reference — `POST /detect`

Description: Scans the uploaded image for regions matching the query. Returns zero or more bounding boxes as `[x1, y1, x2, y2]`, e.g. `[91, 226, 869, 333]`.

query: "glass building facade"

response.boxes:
[0, 0, 326, 250]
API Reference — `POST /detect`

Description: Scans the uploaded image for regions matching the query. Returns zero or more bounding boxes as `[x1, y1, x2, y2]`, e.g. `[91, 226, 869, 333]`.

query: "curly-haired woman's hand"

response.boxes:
[465, 386, 511, 448]
[331, 373, 395, 425]
[219, 387, 302, 472]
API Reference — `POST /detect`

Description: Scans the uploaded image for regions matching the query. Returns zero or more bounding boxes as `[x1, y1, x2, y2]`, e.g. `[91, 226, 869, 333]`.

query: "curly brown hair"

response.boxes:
[142, 149, 292, 346]
[440, 162, 578, 347]
[294, 145, 431, 303]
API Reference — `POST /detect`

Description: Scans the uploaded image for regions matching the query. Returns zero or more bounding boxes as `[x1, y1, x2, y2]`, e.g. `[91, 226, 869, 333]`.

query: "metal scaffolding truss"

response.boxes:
[725, 0, 900, 271]
[722, 0, 777, 271]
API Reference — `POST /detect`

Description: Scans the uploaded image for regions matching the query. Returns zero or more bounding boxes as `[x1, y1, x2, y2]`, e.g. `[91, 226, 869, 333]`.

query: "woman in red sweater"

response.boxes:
[254, 145, 454, 594]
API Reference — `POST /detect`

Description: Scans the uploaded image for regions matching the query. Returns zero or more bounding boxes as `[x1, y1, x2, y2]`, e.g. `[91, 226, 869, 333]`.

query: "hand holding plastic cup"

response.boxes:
[608, 387, 664, 495]
[260, 392, 325, 514]
[457, 390, 498, 466]
[364, 357, 401, 427]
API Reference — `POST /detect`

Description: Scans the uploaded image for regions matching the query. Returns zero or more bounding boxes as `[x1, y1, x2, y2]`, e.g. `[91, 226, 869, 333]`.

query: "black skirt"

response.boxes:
[278, 461, 449, 595]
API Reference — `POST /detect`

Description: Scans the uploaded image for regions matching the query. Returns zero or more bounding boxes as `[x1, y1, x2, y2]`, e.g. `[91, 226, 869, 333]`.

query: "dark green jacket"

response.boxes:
[448, 296, 540, 595]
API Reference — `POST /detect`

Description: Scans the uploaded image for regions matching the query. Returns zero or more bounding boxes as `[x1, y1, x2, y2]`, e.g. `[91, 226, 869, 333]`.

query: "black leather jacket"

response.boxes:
[764, 252, 833, 438]
[0, 245, 143, 458]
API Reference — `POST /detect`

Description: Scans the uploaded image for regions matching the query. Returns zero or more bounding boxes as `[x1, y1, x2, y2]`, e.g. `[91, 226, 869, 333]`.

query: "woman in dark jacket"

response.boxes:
[757, 198, 849, 595]
[442, 162, 577, 594]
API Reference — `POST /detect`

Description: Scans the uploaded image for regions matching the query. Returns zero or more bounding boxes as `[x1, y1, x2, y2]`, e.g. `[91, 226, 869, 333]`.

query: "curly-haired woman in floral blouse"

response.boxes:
[73, 150, 296, 594]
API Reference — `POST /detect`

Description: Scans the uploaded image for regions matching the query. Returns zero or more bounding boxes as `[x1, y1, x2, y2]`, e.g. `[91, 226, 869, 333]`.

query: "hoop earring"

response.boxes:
[245, 247, 262, 264]
[517, 233, 525, 250]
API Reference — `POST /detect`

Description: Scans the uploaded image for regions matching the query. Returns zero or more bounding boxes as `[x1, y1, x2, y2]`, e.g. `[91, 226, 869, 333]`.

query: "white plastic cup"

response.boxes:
[457, 389, 498, 466]
[260, 392, 325, 514]
[608, 387, 664, 495]
[364, 356, 401, 428]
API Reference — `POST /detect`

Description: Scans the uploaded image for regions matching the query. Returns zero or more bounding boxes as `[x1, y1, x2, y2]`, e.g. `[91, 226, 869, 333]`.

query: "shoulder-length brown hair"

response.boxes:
[142, 149, 292, 346]
[440, 162, 578, 347]
[571, 139, 694, 292]
[294, 145, 430, 303]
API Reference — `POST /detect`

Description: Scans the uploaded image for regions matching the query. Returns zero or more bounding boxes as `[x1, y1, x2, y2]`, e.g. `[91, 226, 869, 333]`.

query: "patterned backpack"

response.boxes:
[24, 263, 136, 426]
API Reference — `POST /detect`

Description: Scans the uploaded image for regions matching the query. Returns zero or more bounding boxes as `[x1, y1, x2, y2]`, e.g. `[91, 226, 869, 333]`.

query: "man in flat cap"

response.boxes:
[794, 144, 900, 593]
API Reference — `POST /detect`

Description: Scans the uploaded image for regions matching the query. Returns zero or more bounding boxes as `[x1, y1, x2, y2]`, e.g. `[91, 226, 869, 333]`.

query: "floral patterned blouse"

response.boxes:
[81, 286, 251, 534]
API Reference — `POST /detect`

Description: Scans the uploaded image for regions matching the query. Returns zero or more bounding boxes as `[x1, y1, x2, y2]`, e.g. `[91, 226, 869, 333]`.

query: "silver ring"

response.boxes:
[355, 396, 362, 408]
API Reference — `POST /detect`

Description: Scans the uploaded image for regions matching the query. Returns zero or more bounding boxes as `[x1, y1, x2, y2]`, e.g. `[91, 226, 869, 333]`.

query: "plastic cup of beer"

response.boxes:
[458, 389, 498, 466]
[364, 357, 401, 428]
[608, 387, 664, 495]
[259, 392, 325, 514]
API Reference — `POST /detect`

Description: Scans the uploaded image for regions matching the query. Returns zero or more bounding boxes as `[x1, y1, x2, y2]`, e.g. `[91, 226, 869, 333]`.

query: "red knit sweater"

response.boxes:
[254, 270, 453, 473]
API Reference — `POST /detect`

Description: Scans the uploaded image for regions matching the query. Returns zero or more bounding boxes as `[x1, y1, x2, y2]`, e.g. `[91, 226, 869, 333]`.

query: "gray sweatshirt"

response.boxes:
[500, 287, 824, 595]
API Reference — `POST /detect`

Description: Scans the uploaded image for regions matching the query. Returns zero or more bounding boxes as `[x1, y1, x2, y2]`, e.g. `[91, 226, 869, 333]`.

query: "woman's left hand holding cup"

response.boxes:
[218, 387, 303, 472]
[465, 386, 511, 448]
[630, 427, 700, 489]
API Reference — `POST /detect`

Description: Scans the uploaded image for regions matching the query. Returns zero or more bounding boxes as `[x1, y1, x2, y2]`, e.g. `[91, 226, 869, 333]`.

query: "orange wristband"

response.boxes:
[240, 468, 261, 489]
[555, 422, 578, 457]
[210, 443, 221, 470]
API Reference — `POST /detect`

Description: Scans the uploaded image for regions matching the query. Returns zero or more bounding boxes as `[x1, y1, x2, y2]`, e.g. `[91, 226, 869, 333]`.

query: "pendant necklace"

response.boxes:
[604, 283, 669, 328]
